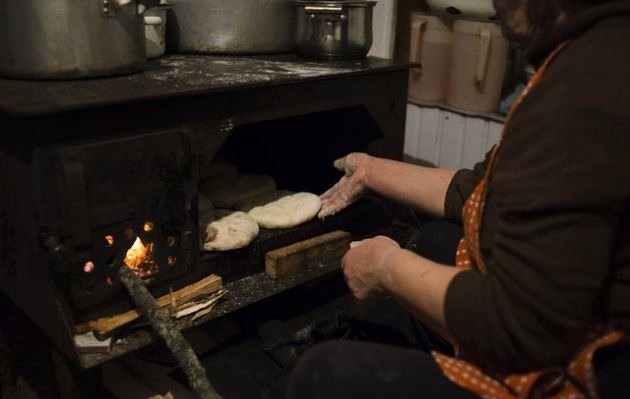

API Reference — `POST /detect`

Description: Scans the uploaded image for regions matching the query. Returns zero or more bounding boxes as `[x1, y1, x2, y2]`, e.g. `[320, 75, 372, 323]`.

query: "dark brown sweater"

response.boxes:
[443, 2, 630, 374]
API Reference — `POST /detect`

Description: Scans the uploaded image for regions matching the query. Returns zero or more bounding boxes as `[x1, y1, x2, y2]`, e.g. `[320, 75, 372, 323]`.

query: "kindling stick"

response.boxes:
[114, 250, 222, 399]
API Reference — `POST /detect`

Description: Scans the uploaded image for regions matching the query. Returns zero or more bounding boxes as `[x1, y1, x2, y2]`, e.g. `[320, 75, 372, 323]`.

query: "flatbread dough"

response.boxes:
[200, 158, 238, 181]
[202, 211, 259, 251]
[236, 190, 294, 212]
[248, 192, 322, 229]
[198, 193, 214, 226]
[200, 174, 277, 209]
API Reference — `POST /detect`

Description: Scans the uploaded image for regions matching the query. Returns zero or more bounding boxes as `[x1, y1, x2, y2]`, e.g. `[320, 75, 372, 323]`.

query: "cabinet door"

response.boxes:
[404, 104, 504, 169]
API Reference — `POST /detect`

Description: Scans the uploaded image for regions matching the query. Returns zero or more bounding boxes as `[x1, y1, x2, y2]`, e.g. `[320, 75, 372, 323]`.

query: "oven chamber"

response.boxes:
[0, 107, 394, 363]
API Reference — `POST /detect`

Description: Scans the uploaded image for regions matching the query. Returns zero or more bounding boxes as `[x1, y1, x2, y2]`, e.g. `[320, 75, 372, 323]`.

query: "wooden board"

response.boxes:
[265, 230, 352, 279]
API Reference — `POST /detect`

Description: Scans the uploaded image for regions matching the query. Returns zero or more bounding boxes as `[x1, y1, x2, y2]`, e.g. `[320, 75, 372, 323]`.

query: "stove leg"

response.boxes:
[0, 322, 16, 397]
[51, 347, 104, 399]
[0, 293, 7, 332]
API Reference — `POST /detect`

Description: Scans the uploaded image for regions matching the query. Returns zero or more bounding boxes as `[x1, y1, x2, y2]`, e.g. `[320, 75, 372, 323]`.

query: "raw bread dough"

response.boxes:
[202, 211, 259, 251]
[200, 158, 238, 181]
[200, 174, 277, 209]
[198, 193, 214, 226]
[236, 190, 294, 212]
[199, 159, 239, 194]
[248, 192, 322, 229]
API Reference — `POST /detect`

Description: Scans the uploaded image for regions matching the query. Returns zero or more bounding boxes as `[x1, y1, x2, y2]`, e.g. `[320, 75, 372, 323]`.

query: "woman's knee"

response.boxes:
[286, 341, 344, 398]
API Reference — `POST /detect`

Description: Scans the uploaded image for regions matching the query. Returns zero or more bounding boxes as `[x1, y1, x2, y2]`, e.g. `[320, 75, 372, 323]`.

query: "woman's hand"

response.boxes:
[341, 235, 401, 300]
[318, 153, 372, 219]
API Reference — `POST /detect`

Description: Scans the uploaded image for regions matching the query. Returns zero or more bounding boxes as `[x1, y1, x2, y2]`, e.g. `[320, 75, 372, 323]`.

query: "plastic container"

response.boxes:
[408, 13, 453, 103]
[446, 19, 509, 113]
[426, 0, 496, 21]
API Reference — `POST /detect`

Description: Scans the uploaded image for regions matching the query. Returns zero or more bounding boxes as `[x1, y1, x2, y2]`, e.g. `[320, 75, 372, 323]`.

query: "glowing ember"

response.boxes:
[124, 237, 159, 277]
[104, 235, 114, 246]
[83, 261, 95, 273]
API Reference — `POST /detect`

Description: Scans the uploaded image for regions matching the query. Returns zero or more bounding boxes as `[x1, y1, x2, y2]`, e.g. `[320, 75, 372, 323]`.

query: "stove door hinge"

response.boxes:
[60, 151, 91, 247]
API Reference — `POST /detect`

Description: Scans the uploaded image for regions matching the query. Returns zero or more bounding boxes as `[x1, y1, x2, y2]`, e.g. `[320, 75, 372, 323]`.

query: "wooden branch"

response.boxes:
[74, 274, 223, 338]
[118, 264, 222, 399]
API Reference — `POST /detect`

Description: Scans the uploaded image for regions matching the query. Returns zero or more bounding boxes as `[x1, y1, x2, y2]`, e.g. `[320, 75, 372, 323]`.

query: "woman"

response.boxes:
[286, 0, 630, 398]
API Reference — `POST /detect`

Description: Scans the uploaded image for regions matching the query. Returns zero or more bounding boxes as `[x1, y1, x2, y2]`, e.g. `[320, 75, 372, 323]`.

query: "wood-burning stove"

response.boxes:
[0, 53, 412, 390]
[34, 123, 228, 314]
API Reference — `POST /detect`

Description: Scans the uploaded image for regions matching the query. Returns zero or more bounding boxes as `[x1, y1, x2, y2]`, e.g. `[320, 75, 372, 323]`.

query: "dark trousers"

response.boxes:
[286, 221, 630, 398]
[286, 222, 476, 399]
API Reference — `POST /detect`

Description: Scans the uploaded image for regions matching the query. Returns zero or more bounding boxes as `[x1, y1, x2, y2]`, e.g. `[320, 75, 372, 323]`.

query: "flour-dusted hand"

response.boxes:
[318, 152, 372, 219]
[342, 235, 401, 300]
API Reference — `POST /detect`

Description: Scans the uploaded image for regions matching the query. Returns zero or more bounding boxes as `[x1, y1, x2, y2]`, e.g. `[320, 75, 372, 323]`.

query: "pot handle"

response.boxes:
[476, 25, 491, 84]
[410, 19, 427, 77]
[110, 0, 134, 6]
[102, 0, 159, 16]
[144, 15, 163, 25]
[303, 5, 344, 14]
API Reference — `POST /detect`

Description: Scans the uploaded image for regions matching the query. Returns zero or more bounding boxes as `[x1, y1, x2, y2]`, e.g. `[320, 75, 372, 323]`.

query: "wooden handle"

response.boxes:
[410, 19, 428, 76]
[476, 26, 492, 84]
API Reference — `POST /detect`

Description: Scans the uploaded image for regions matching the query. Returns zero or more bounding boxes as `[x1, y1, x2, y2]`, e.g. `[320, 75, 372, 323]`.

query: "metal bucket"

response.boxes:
[0, 0, 156, 80]
[168, 0, 296, 54]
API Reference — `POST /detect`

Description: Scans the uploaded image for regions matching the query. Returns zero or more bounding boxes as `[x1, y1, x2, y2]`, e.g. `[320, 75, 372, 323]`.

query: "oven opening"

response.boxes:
[213, 106, 383, 195]
[192, 106, 394, 289]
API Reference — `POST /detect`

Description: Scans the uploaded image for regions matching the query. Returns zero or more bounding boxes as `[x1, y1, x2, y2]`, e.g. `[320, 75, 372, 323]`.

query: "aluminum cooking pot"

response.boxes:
[0, 0, 159, 80]
[168, 0, 296, 54]
[295, 0, 376, 60]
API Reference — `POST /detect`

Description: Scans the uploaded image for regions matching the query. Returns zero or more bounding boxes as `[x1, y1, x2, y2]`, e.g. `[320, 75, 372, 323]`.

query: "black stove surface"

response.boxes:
[0, 54, 413, 117]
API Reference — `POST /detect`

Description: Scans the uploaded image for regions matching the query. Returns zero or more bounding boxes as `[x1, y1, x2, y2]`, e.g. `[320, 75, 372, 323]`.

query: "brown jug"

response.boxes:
[408, 13, 454, 104]
[446, 19, 509, 113]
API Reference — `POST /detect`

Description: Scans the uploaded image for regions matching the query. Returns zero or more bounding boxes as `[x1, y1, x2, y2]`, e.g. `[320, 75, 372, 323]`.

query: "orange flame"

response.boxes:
[124, 237, 159, 277]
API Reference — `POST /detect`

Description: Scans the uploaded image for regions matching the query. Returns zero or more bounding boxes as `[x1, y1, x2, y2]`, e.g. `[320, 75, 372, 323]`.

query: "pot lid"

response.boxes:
[151, 0, 174, 8]
[295, 0, 377, 6]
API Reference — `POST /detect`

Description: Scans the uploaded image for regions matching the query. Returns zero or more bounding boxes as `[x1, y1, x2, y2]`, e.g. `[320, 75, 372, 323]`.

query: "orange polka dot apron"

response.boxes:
[432, 41, 624, 399]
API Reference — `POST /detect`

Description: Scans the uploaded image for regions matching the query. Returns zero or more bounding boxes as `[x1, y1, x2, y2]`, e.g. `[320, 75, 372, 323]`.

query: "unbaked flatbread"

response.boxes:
[202, 211, 259, 251]
[200, 174, 277, 209]
[199, 158, 238, 181]
[198, 193, 215, 226]
[248, 192, 321, 229]
[236, 190, 294, 212]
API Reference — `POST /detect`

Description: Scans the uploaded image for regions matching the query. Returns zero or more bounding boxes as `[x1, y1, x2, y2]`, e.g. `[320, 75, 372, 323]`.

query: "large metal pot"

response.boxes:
[168, 0, 296, 54]
[0, 0, 156, 80]
[295, 0, 376, 60]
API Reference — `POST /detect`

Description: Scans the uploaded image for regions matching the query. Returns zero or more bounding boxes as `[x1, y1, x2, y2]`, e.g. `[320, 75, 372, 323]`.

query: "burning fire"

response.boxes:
[124, 237, 159, 277]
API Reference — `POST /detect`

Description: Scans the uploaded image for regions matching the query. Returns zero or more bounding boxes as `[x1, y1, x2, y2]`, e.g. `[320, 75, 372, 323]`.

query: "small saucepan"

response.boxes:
[295, 0, 377, 60]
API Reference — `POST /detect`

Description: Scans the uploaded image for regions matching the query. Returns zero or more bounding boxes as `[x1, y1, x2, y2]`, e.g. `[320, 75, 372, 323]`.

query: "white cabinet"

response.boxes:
[404, 103, 504, 169]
